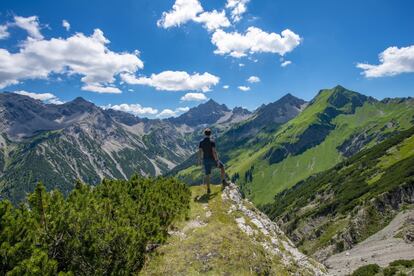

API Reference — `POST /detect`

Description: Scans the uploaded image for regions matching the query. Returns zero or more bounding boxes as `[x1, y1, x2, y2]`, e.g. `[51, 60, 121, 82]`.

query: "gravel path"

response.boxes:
[326, 209, 414, 275]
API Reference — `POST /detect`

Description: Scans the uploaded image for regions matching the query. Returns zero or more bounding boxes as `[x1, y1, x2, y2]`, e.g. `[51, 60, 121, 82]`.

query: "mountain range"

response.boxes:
[1, 85, 414, 274]
[176, 86, 414, 204]
[2, 86, 414, 205]
[0, 93, 258, 202]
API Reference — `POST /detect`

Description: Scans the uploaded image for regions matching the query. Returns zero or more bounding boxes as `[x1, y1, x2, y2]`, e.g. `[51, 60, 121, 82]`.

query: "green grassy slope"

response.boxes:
[140, 185, 324, 275]
[140, 185, 289, 275]
[228, 86, 414, 204]
[262, 126, 414, 257]
[173, 87, 414, 205]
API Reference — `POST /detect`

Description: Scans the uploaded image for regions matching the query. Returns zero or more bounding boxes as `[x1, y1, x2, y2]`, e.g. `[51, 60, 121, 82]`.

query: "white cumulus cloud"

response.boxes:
[194, 10, 231, 31]
[157, 109, 176, 118]
[157, 106, 190, 118]
[223, 85, 229, 89]
[211, 27, 301, 58]
[81, 84, 122, 94]
[13, 15, 44, 40]
[157, 0, 203, 28]
[62, 20, 70, 31]
[357, 45, 414, 78]
[247, 76, 260, 83]
[176, 106, 190, 112]
[104, 103, 158, 116]
[238, 85, 250, 91]
[157, 0, 230, 31]
[181, 92, 207, 101]
[226, 0, 250, 22]
[14, 90, 64, 104]
[0, 20, 143, 93]
[281, 60, 292, 67]
[121, 71, 219, 92]
[0, 25, 9, 40]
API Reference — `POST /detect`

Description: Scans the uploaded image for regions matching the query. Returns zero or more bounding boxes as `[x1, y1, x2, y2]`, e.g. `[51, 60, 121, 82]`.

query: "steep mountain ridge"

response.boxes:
[225, 86, 414, 204]
[262, 126, 414, 274]
[264, 86, 370, 164]
[173, 86, 414, 204]
[0, 94, 110, 140]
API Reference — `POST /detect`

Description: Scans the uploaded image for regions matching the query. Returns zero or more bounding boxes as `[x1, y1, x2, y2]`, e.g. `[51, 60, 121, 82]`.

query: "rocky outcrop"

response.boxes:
[223, 183, 327, 275]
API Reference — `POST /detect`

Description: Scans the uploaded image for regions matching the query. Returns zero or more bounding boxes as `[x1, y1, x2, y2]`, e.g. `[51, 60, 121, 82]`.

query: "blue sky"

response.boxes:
[0, 0, 413, 118]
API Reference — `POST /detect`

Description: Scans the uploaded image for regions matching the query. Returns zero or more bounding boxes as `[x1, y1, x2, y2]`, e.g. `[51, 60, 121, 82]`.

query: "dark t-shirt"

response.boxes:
[199, 137, 216, 160]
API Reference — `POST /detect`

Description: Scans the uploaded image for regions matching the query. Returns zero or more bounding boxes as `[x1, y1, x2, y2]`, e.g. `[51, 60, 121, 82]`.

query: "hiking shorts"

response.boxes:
[203, 159, 224, 175]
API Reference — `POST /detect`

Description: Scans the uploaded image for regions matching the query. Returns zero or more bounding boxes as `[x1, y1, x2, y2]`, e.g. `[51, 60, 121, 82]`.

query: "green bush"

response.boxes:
[383, 267, 398, 276]
[0, 176, 190, 275]
[390, 259, 414, 268]
[351, 264, 381, 276]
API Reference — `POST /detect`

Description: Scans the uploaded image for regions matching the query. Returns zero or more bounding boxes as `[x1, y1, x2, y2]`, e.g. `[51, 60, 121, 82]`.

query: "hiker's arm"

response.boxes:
[212, 147, 219, 162]
[198, 148, 203, 165]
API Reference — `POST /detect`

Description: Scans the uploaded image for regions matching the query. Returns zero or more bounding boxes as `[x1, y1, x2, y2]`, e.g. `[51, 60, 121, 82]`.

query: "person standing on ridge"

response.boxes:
[198, 128, 228, 194]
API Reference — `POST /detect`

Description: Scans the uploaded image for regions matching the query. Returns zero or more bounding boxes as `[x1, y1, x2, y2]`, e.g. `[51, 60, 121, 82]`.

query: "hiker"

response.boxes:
[198, 128, 228, 194]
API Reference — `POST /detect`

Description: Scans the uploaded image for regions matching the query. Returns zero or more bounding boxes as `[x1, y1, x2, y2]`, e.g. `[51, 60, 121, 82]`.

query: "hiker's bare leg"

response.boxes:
[205, 175, 211, 193]
[220, 166, 225, 182]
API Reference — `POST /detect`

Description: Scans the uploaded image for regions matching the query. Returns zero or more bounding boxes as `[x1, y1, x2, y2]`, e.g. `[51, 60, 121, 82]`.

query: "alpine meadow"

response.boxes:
[0, 0, 414, 275]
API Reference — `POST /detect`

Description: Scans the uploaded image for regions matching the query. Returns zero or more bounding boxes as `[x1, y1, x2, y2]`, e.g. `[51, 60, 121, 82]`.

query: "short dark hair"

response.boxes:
[204, 128, 212, 136]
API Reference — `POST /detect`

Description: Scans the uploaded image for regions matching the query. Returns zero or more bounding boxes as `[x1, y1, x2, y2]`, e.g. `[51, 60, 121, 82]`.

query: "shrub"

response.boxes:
[0, 176, 190, 275]
[390, 259, 414, 268]
[383, 267, 397, 276]
[351, 264, 381, 276]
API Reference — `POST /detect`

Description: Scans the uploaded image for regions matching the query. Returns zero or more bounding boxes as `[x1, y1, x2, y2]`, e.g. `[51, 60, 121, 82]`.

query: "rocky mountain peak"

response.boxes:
[104, 109, 146, 126]
[232, 106, 251, 116]
[71, 96, 92, 104]
[63, 97, 97, 111]
[277, 93, 307, 107]
[169, 99, 230, 126]
[254, 93, 307, 120]
[203, 98, 230, 112]
[328, 85, 369, 111]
